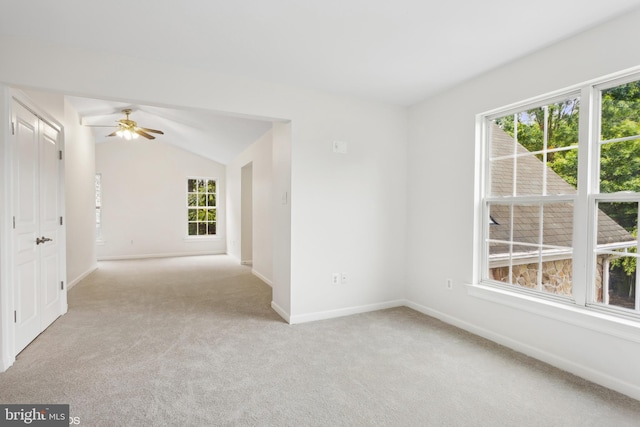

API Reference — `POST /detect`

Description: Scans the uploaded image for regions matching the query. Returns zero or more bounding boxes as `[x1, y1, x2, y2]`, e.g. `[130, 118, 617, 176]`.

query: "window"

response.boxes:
[480, 72, 640, 320]
[593, 78, 640, 312]
[187, 178, 217, 236]
[95, 173, 102, 241]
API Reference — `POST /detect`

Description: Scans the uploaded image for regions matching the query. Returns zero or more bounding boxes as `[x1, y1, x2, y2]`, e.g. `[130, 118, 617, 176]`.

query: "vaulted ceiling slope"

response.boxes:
[65, 96, 273, 165]
[2, 1, 640, 106]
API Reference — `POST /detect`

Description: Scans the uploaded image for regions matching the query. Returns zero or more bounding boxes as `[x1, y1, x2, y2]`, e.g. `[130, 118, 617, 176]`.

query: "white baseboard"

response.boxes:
[271, 301, 290, 323]
[404, 300, 640, 402]
[252, 269, 273, 287]
[67, 264, 98, 290]
[289, 299, 405, 325]
[97, 250, 225, 261]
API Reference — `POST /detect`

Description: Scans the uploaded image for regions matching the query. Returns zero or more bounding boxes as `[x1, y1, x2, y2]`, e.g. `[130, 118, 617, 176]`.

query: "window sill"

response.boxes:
[467, 283, 640, 344]
[183, 236, 221, 242]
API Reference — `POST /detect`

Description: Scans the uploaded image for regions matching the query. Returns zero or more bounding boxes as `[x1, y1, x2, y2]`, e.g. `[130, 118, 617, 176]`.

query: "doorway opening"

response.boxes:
[241, 162, 253, 266]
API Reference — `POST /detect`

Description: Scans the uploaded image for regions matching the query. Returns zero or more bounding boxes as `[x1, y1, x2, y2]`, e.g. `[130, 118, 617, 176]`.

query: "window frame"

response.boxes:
[186, 176, 218, 238]
[477, 70, 640, 322]
[481, 91, 582, 306]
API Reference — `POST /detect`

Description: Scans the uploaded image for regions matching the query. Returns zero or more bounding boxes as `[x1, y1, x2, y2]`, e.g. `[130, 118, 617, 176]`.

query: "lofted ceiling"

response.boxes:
[3, 1, 640, 162]
[65, 96, 273, 165]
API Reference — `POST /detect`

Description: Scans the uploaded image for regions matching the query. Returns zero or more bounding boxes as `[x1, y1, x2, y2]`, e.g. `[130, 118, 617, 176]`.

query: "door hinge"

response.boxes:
[60, 216, 63, 226]
[11, 121, 15, 135]
[13, 216, 16, 229]
[14, 311, 17, 323]
[61, 281, 64, 290]
[59, 150, 63, 160]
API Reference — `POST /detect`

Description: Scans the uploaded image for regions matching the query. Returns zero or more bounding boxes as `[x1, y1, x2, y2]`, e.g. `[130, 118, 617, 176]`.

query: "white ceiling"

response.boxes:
[3, 0, 640, 161]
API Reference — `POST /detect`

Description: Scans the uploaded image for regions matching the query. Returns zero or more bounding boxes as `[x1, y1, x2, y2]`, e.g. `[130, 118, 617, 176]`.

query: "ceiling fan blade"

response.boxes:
[138, 127, 164, 135]
[135, 129, 155, 140]
[86, 124, 118, 128]
[106, 131, 119, 137]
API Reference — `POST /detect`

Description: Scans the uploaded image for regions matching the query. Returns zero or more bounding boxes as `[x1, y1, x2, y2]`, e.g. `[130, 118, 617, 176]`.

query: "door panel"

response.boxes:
[15, 244, 40, 353]
[40, 125, 59, 225]
[39, 120, 61, 326]
[42, 250, 60, 326]
[13, 102, 41, 354]
[15, 111, 38, 225]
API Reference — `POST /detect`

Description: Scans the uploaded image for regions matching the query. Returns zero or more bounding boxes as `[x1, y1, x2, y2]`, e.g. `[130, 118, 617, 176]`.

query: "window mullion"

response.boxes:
[538, 203, 543, 291]
[539, 106, 549, 292]
[572, 86, 595, 306]
[509, 114, 517, 285]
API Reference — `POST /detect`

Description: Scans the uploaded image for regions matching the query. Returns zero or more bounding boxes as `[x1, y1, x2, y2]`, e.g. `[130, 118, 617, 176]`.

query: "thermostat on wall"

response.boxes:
[333, 140, 348, 154]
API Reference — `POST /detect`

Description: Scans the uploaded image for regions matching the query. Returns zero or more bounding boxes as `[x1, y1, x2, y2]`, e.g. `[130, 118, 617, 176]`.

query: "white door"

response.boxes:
[12, 99, 63, 354]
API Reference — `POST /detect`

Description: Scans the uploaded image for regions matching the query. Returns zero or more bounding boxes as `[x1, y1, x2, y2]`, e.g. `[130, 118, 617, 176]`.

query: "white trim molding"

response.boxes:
[97, 250, 225, 261]
[289, 300, 405, 325]
[467, 283, 640, 344]
[67, 265, 98, 290]
[271, 301, 290, 323]
[252, 269, 273, 287]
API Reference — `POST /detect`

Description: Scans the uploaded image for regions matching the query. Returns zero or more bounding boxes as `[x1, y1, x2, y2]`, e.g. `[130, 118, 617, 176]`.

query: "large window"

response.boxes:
[481, 73, 640, 320]
[187, 178, 217, 236]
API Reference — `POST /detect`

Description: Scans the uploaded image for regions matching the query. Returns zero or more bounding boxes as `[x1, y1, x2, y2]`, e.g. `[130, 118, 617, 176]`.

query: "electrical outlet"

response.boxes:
[446, 278, 453, 290]
[332, 273, 340, 285]
[341, 273, 348, 284]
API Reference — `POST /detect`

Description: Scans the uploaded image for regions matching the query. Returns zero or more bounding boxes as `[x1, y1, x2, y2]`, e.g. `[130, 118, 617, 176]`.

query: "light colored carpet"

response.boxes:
[1, 255, 639, 426]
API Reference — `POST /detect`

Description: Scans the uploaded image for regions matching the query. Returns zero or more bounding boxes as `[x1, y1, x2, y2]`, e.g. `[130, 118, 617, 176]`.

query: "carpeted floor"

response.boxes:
[1, 255, 639, 426]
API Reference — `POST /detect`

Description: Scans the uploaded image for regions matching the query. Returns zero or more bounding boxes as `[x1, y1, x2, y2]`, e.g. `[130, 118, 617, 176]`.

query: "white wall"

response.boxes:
[63, 97, 97, 287]
[272, 122, 292, 317]
[227, 129, 273, 283]
[0, 34, 409, 323]
[21, 89, 65, 124]
[407, 9, 640, 400]
[95, 139, 226, 260]
[289, 104, 407, 322]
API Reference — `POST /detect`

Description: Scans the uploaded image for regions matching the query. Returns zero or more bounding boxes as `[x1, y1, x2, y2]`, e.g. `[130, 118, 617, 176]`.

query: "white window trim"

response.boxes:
[186, 176, 218, 238]
[467, 283, 640, 344]
[473, 66, 640, 324]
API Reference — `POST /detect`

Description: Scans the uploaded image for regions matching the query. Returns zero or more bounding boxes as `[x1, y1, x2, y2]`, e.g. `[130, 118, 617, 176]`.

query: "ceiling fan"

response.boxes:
[88, 108, 164, 140]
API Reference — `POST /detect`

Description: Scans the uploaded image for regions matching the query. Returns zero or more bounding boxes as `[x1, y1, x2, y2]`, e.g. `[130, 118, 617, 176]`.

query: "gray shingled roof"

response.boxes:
[488, 124, 633, 257]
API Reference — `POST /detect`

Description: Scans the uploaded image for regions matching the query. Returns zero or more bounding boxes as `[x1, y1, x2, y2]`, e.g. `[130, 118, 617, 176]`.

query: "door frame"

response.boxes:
[0, 87, 67, 371]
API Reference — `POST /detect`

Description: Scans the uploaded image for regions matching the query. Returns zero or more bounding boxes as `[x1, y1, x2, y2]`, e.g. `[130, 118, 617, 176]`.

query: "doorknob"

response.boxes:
[36, 236, 53, 245]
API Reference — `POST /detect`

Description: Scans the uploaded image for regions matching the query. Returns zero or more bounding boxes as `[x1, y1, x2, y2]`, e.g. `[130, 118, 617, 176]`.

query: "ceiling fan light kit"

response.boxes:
[115, 128, 139, 140]
[88, 108, 165, 140]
